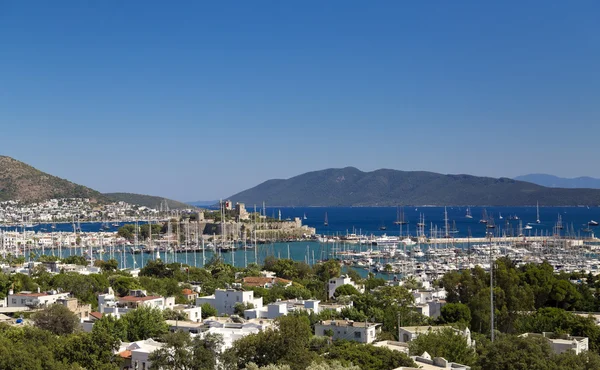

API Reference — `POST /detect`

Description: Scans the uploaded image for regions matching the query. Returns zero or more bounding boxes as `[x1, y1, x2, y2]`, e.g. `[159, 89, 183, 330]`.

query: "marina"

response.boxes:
[2, 205, 599, 282]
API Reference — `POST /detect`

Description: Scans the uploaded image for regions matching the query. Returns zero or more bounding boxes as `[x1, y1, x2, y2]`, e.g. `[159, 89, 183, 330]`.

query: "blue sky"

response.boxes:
[1, 1, 599, 201]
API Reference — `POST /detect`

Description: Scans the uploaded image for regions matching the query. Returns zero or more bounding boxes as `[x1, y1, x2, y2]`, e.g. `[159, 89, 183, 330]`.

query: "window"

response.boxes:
[11, 299, 16, 304]
[142, 362, 146, 370]
[355, 332, 362, 338]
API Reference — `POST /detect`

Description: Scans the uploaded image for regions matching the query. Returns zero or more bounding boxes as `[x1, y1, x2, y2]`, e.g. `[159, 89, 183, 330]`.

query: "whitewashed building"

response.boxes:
[315, 319, 380, 344]
[7, 289, 70, 308]
[196, 289, 263, 316]
[328, 275, 364, 299]
[520, 332, 589, 355]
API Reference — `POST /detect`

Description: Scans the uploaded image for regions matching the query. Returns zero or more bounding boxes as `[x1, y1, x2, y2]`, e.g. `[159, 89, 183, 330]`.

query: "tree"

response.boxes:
[95, 259, 119, 272]
[553, 350, 600, 370]
[476, 334, 557, 370]
[117, 224, 136, 241]
[306, 361, 360, 370]
[120, 306, 168, 341]
[57, 331, 121, 370]
[333, 284, 360, 298]
[149, 331, 224, 370]
[51, 272, 109, 306]
[325, 341, 415, 370]
[201, 303, 218, 319]
[224, 314, 315, 370]
[163, 308, 188, 321]
[234, 302, 254, 316]
[140, 260, 174, 279]
[149, 331, 194, 370]
[408, 327, 476, 366]
[109, 275, 141, 297]
[92, 314, 127, 342]
[315, 260, 341, 282]
[33, 304, 80, 335]
[440, 303, 471, 326]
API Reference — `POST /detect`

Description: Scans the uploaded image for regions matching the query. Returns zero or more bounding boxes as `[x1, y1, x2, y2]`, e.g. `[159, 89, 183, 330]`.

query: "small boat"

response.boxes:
[465, 207, 473, 219]
[524, 224, 533, 230]
[394, 206, 408, 225]
[479, 209, 488, 224]
[589, 220, 599, 227]
[324, 212, 329, 226]
[449, 220, 459, 234]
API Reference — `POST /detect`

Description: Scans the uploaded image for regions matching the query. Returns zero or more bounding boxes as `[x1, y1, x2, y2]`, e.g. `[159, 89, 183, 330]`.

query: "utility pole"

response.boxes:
[489, 230, 494, 342]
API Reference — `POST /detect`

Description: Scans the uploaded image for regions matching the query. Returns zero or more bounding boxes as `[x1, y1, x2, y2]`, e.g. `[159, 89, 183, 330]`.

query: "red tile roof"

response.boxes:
[241, 277, 292, 287]
[182, 289, 196, 295]
[13, 292, 48, 297]
[89, 312, 103, 320]
[119, 350, 132, 359]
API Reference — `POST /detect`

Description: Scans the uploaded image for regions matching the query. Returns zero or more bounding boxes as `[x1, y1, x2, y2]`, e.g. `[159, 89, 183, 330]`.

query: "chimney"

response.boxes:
[8, 289, 13, 296]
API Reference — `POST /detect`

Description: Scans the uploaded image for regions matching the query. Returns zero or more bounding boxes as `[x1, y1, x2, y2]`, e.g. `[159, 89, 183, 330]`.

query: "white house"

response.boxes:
[172, 304, 202, 322]
[7, 289, 70, 308]
[393, 351, 471, 370]
[118, 339, 164, 370]
[98, 289, 175, 318]
[398, 326, 474, 348]
[165, 320, 204, 334]
[328, 275, 364, 299]
[196, 289, 263, 316]
[315, 320, 380, 344]
[200, 318, 273, 349]
[520, 332, 589, 355]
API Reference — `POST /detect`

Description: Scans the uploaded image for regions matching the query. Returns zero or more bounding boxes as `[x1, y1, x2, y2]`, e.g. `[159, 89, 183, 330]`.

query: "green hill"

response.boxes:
[104, 192, 194, 210]
[0, 156, 106, 203]
[228, 167, 600, 206]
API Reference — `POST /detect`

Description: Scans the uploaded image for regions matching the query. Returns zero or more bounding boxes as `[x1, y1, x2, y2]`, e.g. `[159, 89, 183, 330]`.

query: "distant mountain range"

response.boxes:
[0, 156, 191, 209]
[187, 200, 219, 207]
[104, 193, 193, 210]
[228, 167, 600, 206]
[514, 174, 600, 189]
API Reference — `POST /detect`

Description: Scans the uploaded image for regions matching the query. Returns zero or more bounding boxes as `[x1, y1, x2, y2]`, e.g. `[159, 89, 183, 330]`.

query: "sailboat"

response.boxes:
[536, 202, 541, 224]
[556, 214, 564, 230]
[486, 216, 496, 229]
[479, 209, 488, 224]
[394, 206, 408, 225]
[303, 213, 307, 220]
[499, 212, 503, 220]
[465, 207, 473, 219]
[324, 212, 329, 226]
[449, 220, 459, 234]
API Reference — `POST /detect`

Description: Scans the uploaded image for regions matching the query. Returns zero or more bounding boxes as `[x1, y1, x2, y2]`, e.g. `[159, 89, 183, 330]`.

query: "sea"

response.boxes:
[2, 206, 599, 275]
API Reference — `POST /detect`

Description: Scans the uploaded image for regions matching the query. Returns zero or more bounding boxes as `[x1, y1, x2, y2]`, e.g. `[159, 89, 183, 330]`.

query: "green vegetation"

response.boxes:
[228, 166, 600, 206]
[5, 253, 600, 369]
[0, 155, 106, 203]
[32, 304, 81, 335]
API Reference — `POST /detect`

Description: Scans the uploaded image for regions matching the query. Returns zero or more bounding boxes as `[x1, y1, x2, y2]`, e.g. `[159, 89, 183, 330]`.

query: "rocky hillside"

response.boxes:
[0, 156, 106, 203]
